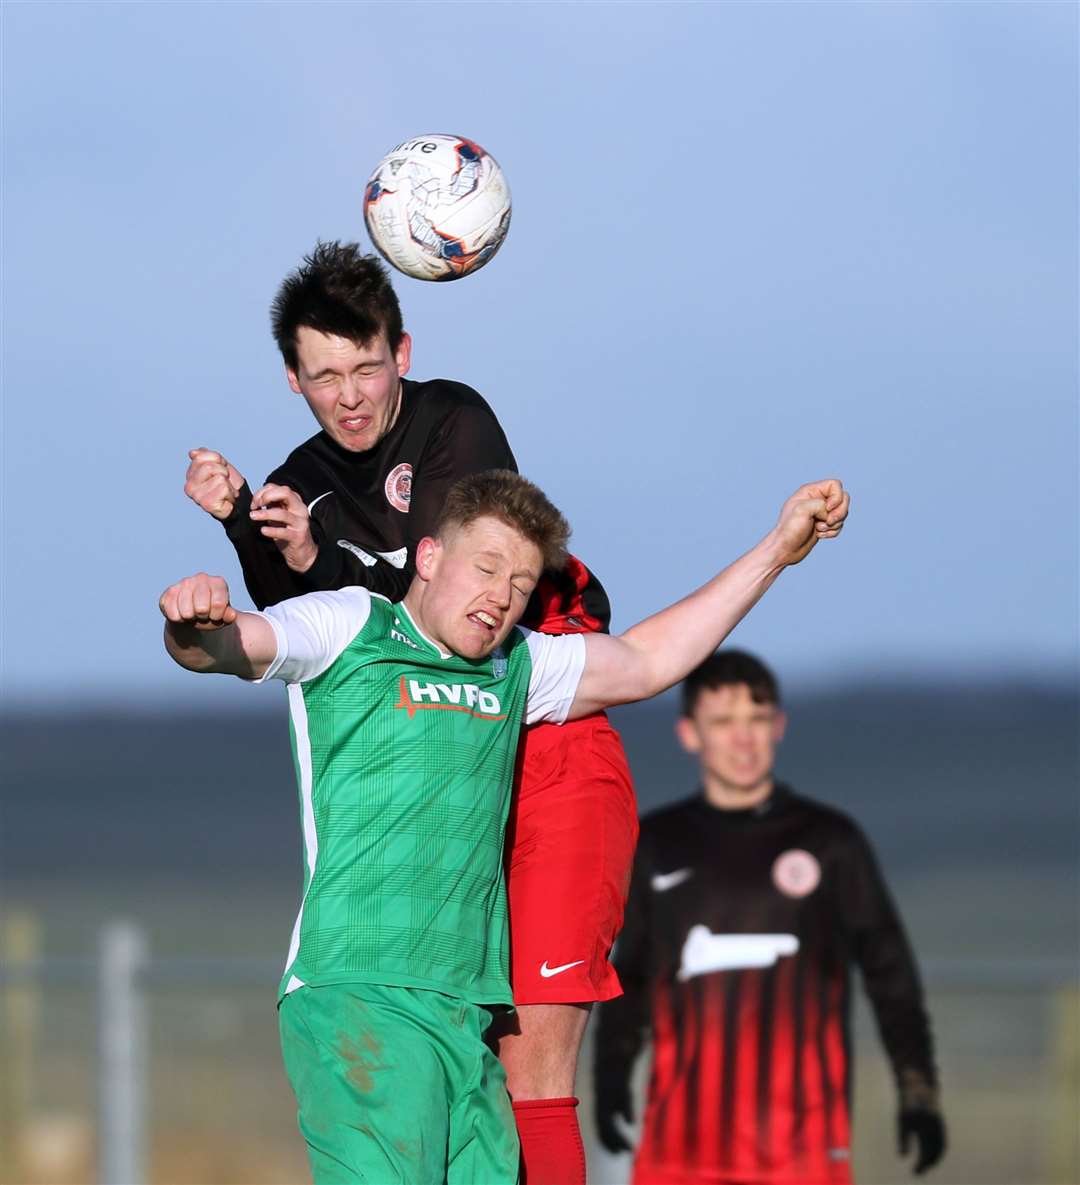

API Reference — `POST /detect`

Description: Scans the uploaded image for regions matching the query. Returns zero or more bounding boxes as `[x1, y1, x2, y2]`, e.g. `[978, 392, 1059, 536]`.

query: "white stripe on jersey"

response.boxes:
[282, 682, 318, 990]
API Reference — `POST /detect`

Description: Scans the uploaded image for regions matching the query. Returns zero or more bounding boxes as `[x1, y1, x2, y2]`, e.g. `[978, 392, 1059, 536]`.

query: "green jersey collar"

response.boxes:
[394, 601, 452, 660]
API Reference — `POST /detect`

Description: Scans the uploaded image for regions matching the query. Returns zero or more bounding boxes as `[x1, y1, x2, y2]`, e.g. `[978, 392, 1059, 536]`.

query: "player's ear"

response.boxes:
[772, 710, 788, 744]
[394, 332, 412, 377]
[414, 535, 440, 581]
[285, 363, 303, 395]
[675, 716, 703, 756]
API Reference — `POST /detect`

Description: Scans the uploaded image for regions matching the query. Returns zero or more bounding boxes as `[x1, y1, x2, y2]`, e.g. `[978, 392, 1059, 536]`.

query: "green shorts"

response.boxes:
[278, 982, 519, 1184]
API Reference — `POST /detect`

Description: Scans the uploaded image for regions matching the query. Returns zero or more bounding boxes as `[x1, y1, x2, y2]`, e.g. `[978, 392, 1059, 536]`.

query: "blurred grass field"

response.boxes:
[3, 869, 1076, 1185]
[3, 686, 1076, 1184]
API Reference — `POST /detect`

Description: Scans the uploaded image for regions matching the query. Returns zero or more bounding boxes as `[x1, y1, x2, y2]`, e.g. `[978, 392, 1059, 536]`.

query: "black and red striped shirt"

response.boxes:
[217, 374, 611, 633]
[595, 787, 937, 1185]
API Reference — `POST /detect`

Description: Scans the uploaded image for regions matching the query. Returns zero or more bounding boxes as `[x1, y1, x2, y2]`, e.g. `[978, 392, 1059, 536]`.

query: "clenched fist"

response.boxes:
[185, 448, 246, 521]
[159, 572, 237, 631]
[250, 483, 319, 573]
[772, 479, 850, 567]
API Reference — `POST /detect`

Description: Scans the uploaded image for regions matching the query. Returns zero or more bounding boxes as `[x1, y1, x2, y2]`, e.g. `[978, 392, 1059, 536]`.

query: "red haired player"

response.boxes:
[183, 240, 636, 1183]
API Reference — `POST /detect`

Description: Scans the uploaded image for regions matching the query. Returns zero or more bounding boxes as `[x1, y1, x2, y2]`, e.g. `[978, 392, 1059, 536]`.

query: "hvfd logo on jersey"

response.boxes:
[393, 675, 506, 720]
[385, 463, 412, 512]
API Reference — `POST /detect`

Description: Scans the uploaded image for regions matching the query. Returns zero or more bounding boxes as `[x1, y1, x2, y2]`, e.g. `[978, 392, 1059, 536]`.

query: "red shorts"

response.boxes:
[504, 712, 638, 1005]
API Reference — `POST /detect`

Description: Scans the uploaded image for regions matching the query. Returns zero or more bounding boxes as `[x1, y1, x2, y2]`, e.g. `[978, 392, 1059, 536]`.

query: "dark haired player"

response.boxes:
[185, 240, 516, 603]
[183, 241, 635, 1183]
[594, 650, 946, 1185]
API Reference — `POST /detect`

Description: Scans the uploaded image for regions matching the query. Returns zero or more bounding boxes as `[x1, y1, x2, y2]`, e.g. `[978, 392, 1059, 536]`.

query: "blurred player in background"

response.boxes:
[162, 473, 850, 1184]
[594, 650, 945, 1185]
[182, 242, 635, 1183]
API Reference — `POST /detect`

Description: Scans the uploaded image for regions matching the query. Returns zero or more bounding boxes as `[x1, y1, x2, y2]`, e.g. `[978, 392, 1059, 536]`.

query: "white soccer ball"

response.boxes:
[363, 134, 512, 282]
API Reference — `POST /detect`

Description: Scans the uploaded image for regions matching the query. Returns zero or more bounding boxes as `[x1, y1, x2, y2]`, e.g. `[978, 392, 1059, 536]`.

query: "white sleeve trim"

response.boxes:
[253, 587, 374, 684]
[251, 611, 290, 683]
[520, 630, 587, 725]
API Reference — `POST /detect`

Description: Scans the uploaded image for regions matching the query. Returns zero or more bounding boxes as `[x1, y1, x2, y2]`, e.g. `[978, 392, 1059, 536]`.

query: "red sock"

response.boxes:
[512, 1096, 586, 1185]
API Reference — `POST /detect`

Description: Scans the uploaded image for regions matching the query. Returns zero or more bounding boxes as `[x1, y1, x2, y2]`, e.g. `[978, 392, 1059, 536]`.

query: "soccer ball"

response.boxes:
[363, 134, 512, 282]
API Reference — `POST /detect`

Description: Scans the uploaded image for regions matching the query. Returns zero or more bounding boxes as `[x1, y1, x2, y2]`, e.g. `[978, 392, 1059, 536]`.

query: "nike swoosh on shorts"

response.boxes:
[539, 959, 585, 978]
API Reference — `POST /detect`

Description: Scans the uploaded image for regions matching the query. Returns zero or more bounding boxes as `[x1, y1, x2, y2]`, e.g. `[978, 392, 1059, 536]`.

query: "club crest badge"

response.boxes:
[772, 849, 821, 899]
[384, 463, 412, 512]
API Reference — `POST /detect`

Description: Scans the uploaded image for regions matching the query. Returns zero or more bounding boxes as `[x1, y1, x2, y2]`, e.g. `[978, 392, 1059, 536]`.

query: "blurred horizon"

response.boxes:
[5, 658, 1076, 714]
[8, 675, 1076, 886]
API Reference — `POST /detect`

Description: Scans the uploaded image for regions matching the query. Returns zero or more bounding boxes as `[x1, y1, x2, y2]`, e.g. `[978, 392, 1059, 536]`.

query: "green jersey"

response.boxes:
[258, 588, 585, 1006]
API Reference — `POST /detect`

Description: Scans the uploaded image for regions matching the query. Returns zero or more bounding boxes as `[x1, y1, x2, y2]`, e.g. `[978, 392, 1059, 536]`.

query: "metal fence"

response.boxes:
[2, 916, 1077, 1185]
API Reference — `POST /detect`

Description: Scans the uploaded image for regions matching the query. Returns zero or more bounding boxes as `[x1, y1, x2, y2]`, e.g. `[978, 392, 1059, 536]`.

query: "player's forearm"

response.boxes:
[163, 615, 268, 678]
[349, 556, 414, 600]
[614, 529, 788, 704]
[594, 982, 650, 1076]
[872, 991, 939, 1088]
[593, 1026, 646, 1084]
[223, 487, 310, 609]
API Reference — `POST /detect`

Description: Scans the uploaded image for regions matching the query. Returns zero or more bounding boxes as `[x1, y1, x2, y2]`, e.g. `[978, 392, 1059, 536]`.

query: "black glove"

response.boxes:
[898, 1107, 946, 1174]
[594, 1073, 634, 1155]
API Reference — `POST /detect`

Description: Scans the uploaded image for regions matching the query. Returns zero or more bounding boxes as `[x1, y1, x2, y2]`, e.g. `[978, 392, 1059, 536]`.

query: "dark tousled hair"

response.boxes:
[434, 471, 570, 572]
[680, 649, 781, 716]
[271, 241, 404, 370]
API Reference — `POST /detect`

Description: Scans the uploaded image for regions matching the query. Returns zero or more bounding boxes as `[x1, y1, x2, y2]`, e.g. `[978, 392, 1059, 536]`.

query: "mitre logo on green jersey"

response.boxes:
[390, 623, 421, 650]
[393, 675, 506, 720]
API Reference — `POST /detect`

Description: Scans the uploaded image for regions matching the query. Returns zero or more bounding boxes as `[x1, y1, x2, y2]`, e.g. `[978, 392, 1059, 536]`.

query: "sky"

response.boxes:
[2, 1, 1077, 708]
